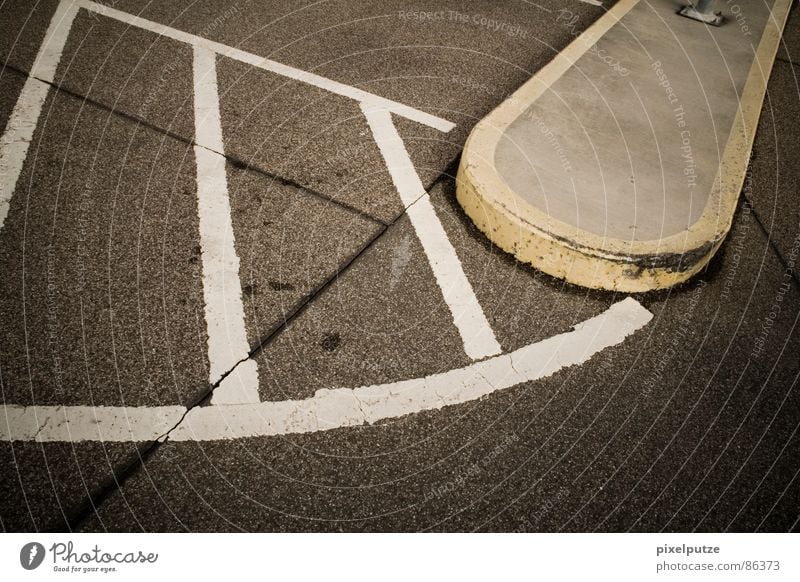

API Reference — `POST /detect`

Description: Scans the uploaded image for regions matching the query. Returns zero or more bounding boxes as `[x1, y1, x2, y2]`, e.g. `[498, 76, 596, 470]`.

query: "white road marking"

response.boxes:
[577, 0, 604, 6]
[75, 0, 455, 133]
[0, 0, 78, 231]
[362, 104, 502, 360]
[0, 1, 654, 446]
[0, 404, 184, 443]
[214, 359, 260, 404]
[1, 298, 652, 442]
[193, 45, 259, 404]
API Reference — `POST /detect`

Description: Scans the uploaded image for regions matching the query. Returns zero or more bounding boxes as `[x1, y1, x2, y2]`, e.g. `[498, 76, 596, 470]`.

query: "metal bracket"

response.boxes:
[678, 0, 725, 26]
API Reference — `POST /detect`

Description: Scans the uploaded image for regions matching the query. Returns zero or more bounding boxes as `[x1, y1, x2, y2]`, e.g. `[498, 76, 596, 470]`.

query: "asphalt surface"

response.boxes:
[1, 0, 799, 532]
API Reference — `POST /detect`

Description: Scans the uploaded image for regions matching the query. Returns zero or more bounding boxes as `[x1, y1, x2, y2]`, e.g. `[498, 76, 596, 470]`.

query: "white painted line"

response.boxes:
[0, 0, 78, 230]
[0, 404, 184, 443]
[1, 298, 652, 442]
[214, 359, 260, 405]
[361, 104, 502, 361]
[577, 0, 604, 6]
[192, 45, 259, 404]
[76, 0, 455, 133]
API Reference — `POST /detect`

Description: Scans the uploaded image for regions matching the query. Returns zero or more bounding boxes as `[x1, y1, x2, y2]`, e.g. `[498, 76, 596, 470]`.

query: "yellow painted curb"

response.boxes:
[456, 0, 793, 292]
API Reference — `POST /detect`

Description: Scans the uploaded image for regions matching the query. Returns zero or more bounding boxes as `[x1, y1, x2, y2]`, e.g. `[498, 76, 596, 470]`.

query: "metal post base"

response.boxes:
[678, 5, 725, 26]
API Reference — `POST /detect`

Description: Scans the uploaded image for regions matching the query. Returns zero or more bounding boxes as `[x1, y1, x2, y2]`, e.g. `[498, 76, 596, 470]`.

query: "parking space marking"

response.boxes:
[0, 1, 656, 444]
[75, 0, 455, 133]
[363, 105, 502, 360]
[193, 45, 260, 404]
[0, 404, 184, 443]
[0, 0, 78, 230]
[1, 298, 652, 442]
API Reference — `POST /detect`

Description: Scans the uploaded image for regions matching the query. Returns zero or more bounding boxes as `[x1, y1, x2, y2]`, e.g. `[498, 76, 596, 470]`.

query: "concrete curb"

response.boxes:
[456, 0, 793, 292]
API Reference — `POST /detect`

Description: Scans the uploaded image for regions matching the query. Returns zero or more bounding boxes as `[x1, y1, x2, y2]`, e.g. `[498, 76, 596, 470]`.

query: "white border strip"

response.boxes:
[362, 105, 502, 360]
[76, 0, 455, 133]
[0, 0, 79, 230]
[193, 46, 259, 403]
[0, 404, 184, 443]
[1, 298, 652, 442]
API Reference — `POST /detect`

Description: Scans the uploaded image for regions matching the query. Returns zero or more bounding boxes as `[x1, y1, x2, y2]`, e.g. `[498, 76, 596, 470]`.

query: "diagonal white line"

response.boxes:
[361, 104, 502, 361]
[76, 0, 455, 133]
[0, 0, 79, 231]
[192, 45, 259, 404]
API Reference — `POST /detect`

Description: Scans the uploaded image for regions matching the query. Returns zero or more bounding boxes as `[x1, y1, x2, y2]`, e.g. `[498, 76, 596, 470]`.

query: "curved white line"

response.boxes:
[1, 298, 651, 443]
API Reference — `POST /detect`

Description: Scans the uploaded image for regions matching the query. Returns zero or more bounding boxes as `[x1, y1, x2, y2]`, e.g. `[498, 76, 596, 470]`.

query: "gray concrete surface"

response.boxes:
[496, 0, 775, 240]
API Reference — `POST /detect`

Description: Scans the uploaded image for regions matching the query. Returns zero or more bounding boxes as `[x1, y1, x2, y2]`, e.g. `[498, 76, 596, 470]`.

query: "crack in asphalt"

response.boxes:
[48, 109, 464, 535]
[1, 63, 389, 228]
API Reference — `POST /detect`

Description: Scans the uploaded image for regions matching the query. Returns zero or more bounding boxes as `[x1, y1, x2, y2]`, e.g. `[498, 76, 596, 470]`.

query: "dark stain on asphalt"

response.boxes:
[268, 280, 294, 292]
[320, 332, 341, 352]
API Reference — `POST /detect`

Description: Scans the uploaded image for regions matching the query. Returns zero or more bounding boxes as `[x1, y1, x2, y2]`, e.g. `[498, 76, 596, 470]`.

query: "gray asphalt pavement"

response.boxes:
[1, 0, 798, 532]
